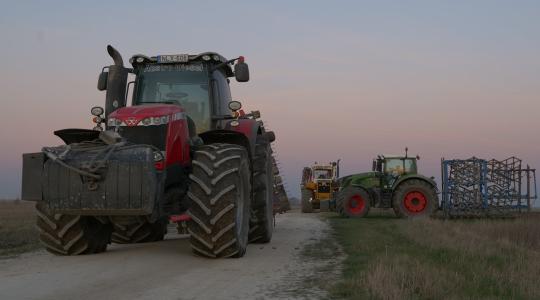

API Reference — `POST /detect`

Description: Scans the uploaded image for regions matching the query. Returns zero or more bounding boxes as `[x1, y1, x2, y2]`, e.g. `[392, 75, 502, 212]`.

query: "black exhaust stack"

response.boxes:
[99, 45, 129, 117]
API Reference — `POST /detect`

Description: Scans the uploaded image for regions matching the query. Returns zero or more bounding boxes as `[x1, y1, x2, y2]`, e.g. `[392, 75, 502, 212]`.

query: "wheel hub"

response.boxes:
[347, 194, 366, 215]
[403, 191, 427, 213]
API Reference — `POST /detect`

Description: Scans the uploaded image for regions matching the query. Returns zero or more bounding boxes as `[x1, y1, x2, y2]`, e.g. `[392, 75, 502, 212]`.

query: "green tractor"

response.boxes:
[336, 150, 438, 218]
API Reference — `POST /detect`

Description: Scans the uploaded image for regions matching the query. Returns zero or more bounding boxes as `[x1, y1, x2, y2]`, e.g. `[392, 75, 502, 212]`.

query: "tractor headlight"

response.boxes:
[153, 151, 165, 162]
[91, 106, 104, 116]
[107, 118, 123, 126]
[142, 118, 152, 126]
[153, 117, 162, 125]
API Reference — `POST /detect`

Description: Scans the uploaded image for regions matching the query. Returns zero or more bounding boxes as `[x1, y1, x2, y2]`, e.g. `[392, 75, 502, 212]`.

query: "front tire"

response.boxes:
[36, 203, 112, 255]
[392, 179, 438, 218]
[336, 187, 370, 218]
[187, 143, 251, 258]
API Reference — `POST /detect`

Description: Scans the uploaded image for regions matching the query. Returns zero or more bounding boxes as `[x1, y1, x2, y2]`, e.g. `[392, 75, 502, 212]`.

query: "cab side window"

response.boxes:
[212, 70, 232, 115]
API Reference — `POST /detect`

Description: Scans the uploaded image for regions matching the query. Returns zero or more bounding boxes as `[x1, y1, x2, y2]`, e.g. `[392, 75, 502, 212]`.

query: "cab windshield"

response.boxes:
[313, 169, 332, 179]
[134, 63, 211, 132]
[384, 158, 415, 175]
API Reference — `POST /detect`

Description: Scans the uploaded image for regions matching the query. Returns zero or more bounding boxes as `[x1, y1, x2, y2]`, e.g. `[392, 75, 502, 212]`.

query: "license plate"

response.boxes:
[157, 54, 189, 63]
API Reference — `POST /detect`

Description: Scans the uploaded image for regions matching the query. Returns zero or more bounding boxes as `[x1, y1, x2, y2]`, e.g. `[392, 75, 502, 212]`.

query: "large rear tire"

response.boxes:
[392, 179, 438, 218]
[36, 203, 112, 255]
[249, 138, 274, 244]
[187, 143, 251, 258]
[301, 188, 313, 213]
[336, 187, 370, 218]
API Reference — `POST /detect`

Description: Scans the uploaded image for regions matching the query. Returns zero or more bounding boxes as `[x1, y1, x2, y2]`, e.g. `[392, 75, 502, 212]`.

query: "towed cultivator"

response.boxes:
[271, 155, 291, 214]
[21, 45, 282, 258]
[441, 157, 537, 218]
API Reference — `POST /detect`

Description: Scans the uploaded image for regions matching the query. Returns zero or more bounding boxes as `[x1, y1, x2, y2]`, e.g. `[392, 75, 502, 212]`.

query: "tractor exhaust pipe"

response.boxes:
[101, 45, 129, 118]
[107, 45, 124, 66]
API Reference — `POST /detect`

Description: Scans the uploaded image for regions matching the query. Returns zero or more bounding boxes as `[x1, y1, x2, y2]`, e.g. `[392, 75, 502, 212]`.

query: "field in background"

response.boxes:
[0, 200, 39, 257]
[327, 210, 540, 299]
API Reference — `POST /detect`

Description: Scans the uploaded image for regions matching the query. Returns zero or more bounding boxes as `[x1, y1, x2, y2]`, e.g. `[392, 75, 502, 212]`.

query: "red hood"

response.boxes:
[109, 104, 184, 124]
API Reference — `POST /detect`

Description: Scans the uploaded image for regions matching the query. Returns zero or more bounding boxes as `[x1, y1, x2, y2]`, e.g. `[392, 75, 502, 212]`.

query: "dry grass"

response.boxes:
[329, 212, 540, 299]
[0, 200, 40, 257]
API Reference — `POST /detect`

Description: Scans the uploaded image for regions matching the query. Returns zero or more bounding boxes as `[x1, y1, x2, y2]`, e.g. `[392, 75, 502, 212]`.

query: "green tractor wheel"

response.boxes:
[392, 179, 437, 218]
[336, 187, 370, 218]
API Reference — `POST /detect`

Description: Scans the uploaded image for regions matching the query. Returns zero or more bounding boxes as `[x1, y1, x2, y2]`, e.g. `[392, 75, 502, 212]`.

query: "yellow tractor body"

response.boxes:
[300, 161, 340, 212]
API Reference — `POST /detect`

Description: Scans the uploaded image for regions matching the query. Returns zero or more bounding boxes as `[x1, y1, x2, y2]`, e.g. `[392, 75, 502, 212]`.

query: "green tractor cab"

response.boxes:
[336, 150, 438, 218]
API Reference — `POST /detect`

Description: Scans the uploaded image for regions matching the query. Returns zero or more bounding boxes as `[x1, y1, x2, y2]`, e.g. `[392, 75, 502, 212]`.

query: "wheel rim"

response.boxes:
[347, 194, 366, 215]
[403, 191, 428, 213]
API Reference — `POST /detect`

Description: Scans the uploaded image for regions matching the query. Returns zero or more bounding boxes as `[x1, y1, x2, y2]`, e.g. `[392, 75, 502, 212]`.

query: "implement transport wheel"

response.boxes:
[111, 216, 168, 244]
[36, 203, 112, 255]
[392, 179, 437, 218]
[249, 137, 274, 244]
[187, 143, 251, 258]
[301, 188, 313, 213]
[336, 187, 370, 218]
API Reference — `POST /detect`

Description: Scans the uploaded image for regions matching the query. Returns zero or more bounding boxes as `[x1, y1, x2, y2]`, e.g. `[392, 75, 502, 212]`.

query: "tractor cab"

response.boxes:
[373, 152, 420, 188]
[97, 50, 250, 136]
[374, 156, 418, 176]
[127, 53, 248, 133]
[313, 166, 334, 180]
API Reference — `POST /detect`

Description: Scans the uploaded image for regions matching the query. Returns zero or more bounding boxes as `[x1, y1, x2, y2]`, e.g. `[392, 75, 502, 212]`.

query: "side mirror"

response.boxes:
[372, 160, 377, 171]
[234, 59, 249, 82]
[264, 131, 276, 143]
[97, 72, 108, 91]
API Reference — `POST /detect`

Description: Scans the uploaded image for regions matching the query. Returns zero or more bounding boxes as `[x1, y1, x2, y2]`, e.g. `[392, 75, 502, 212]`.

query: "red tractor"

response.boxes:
[21, 46, 276, 258]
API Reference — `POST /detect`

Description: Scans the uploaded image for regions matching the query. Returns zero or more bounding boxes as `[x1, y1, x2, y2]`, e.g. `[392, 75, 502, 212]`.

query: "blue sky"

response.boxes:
[1, 1, 539, 204]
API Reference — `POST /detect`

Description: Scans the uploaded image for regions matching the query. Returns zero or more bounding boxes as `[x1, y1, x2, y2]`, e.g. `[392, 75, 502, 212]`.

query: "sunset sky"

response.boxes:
[1, 1, 539, 205]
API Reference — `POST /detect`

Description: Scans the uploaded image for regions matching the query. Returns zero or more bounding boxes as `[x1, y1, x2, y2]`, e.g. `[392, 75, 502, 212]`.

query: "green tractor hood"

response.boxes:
[339, 171, 381, 189]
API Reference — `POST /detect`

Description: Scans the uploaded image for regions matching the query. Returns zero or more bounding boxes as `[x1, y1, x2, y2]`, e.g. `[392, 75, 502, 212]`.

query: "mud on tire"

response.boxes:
[36, 203, 112, 255]
[187, 143, 251, 258]
[248, 137, 274, 243]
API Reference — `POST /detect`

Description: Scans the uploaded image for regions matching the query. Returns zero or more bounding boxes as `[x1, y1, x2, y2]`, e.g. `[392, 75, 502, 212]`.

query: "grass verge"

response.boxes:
[328, 210, 540, 299]
[0, 200, 40, 258]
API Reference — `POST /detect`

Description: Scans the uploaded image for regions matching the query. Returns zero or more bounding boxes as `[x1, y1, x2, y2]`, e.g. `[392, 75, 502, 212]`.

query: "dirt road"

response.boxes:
[0, 211, 340, 300]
